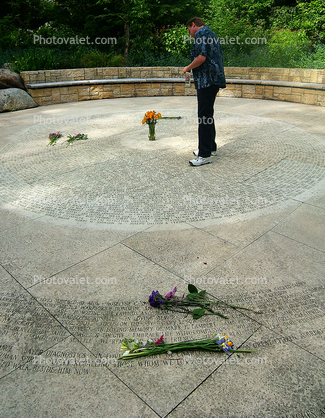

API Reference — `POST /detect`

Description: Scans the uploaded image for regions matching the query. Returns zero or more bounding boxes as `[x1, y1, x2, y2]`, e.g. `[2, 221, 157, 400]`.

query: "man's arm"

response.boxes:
[183, 54, 206, 73]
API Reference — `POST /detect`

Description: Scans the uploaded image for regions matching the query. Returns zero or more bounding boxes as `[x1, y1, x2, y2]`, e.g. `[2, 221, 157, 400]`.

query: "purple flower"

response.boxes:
[149, 290, 164, 308]
[165, 286, 177, 300]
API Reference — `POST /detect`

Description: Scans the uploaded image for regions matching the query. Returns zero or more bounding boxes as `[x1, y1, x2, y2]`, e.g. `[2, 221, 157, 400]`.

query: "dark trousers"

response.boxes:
[197, 84, 219, 158]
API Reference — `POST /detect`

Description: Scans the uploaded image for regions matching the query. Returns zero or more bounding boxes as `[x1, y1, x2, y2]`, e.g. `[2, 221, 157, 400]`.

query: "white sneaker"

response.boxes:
[193, 150, 218, 157]
[189, 156, 213, 166]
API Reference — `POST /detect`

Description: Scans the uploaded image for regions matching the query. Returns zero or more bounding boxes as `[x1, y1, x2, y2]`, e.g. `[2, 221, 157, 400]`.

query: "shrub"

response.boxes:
[80, 50, 113, 68]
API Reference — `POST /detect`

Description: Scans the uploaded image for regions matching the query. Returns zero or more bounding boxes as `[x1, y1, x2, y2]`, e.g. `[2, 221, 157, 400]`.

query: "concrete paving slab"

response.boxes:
[167, 326, 325, 418]
[0, 266, 70, 378]
[123, 225, 238, 278]
[189, 199, 302, 248]
[0, 336, 158, 418]
[0, 96, 324, 417]
[193, 231, 325, 359]
[272, 203, 325, 251]
[0, 217, 138, 288]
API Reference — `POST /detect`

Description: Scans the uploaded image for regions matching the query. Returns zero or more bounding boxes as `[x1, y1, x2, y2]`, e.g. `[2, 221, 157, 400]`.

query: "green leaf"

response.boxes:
[188, 284, 198, 294]
[198, 290, 206, 296]
[192, 308, 205, 319]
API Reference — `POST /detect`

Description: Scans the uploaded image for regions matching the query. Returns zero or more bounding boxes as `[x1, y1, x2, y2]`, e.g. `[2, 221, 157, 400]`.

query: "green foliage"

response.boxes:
[80, 50, 113, 67]
[108, 54, 127, 67]
[266, 29, 310, 67]
[1, 47, 127, 71]
[0, 0, 323, 69]
[161, 25, 191, 57]
[295, 0, 325, 42]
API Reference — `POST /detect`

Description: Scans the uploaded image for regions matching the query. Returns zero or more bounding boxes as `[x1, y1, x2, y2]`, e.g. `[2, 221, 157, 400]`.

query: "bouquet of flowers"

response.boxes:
[149, 284, 261, 319]
[66, 133, 88, 146]
[142, 110, 162, 140]
[118, 333, 255, 361]
[142, 111, 182, 140]
[48, 132, 62, 146]
[142, 110, 162, 125]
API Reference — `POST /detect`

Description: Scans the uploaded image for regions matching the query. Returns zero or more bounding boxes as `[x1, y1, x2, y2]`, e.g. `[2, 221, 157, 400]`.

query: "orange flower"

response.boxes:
[142, 110, 162, 124]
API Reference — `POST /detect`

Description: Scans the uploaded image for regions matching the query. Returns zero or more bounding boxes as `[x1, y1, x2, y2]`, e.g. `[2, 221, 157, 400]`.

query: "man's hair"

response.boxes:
[186, 17, 205, 28]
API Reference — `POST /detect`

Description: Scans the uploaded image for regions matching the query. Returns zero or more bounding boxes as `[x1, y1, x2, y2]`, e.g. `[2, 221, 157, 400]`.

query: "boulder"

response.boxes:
[0, 88, 38, 112]
[0, 68, 26, 90]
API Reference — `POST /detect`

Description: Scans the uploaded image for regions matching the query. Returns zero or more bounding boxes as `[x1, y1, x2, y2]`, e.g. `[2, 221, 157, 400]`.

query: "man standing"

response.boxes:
[183, 17, 226, 166]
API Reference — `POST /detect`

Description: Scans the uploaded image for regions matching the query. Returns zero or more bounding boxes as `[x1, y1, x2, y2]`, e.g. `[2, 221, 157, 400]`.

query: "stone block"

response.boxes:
[175, 85, 185, 94]
[30, 88, 52, 98]
[256, 86, 264, 95]
[301, 93, 317, 105]
[242, 85, 256, 95]
[150, 83, 161, 90]
[135, 84, 149, 93]
[63, 69, 85, 81]
[135, 90, 148, 97]
[121, 84, 135, 92]
[99, 92, 114, 99]
[67, 87, 80, 95]
[119, 91, 132, 98]
[218, 89, 235, 97]
[227, 67, 249, 77]
[59, 87, 69, 95]
[263, 88, 274, 99]
[49, 71, 60, 82]
[77, 87, 90, 97]
[90, 86, 104, 94]
[317, 94, 325, 106]
[289, 68, 304, 77]
[289, 94, 303, 103]
[30, 74, 45, 83]
[274, 86, 291, 95]
[129, 71, 140, 78]
[39, 97, 57, 105]
[60, 94, 78, 103]
[139, 71, 151, 78]
[102, 68, 118, 78]
[149, 89, 162, 96]
[84, 69, 97, 80]
[117, 68, 126, 78]
[159, 88, 172, 95]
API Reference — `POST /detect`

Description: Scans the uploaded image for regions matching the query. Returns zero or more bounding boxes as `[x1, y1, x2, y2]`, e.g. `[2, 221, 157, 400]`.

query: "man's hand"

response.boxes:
[183, 55, 206, 74]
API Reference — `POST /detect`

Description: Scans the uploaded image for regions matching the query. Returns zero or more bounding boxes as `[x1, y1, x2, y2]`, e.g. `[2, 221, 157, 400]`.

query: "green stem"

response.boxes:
[118, 340, 256, 360]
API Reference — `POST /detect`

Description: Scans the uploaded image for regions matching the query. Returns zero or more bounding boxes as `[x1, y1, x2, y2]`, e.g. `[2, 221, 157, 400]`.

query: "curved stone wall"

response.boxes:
[20, 67, 325, 107]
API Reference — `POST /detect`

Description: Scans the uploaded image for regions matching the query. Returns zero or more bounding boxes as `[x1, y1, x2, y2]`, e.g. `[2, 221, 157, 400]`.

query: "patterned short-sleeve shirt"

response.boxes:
[191, 26, 226, 90]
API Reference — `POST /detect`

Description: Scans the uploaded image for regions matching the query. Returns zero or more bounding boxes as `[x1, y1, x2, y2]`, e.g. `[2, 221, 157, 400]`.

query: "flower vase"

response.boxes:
[148, 121, 156, 140]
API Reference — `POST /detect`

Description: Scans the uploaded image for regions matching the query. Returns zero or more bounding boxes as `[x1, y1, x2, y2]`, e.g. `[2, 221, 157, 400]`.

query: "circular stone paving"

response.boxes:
[1, 97, 325, 227]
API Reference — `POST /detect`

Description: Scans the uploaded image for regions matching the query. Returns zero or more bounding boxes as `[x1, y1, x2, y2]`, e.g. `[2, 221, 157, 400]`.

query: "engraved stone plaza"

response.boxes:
[0, 95, 325, 417]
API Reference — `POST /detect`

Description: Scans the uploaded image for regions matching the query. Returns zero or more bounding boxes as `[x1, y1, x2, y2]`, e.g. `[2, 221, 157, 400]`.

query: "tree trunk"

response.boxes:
[124, 22, 130, 57]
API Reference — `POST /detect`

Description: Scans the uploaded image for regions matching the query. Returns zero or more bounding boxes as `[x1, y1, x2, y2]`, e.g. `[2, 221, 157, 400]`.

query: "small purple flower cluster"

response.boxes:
[149, 290, 164, 308]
